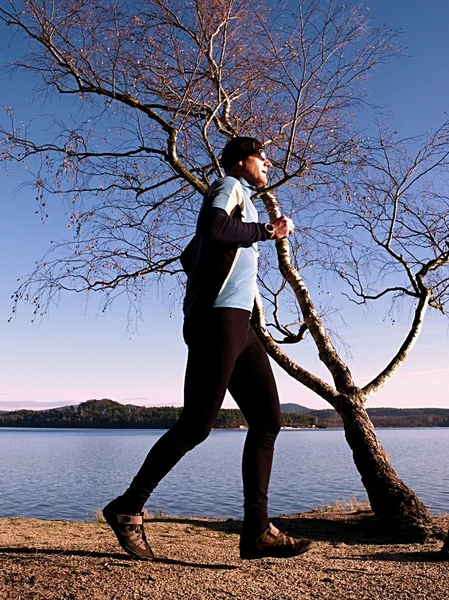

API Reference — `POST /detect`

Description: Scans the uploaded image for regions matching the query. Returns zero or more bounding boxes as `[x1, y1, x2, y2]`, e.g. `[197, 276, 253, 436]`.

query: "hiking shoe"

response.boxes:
[103, 500, 154, 560]
[240, 523, 313, 560]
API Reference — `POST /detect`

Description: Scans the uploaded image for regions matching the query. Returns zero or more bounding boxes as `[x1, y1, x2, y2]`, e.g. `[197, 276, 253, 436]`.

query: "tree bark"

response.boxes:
[338, 394, 432, 539]
[252, 294, 433, 539]
[254, 192, 436, 538]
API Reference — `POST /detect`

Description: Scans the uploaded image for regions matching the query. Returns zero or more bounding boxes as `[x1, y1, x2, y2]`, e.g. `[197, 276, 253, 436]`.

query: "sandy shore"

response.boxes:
[1, 511, 448, 600]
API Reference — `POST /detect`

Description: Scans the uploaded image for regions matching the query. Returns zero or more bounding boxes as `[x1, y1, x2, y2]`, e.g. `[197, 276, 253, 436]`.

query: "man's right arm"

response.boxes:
[200, 178, 294, 244]
[201, 208, 295, 244]
[201, 207, 270, 244]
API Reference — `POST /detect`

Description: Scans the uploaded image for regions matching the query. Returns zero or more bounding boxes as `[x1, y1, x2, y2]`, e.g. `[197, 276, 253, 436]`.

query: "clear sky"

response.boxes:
[0, 0, 448, 411]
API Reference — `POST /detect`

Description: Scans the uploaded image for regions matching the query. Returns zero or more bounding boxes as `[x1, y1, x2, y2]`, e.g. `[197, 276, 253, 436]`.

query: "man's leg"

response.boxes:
[228, 325, 281, 538]
[228, 325, 313, 559]
[103, 308, 250, 559]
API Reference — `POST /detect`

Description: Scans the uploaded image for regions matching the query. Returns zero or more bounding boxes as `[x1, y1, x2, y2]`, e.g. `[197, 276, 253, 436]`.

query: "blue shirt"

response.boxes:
[210, 177, 260, 312]
[182, 175, 268, 317]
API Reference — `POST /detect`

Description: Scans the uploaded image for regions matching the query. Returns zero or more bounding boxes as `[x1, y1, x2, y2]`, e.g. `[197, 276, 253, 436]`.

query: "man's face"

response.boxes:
[239, 151, 272, 188]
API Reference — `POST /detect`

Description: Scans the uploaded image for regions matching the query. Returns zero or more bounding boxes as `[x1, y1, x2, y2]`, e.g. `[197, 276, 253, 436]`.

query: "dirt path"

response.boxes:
[1, 512, 448, 600]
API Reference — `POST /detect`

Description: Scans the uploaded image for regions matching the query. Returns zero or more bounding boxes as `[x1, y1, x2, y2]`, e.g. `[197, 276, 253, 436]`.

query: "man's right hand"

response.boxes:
[268, 216, 295, 240]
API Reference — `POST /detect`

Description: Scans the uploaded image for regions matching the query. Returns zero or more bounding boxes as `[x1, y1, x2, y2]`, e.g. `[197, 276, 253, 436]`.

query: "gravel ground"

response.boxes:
[0, 512, 448, 600]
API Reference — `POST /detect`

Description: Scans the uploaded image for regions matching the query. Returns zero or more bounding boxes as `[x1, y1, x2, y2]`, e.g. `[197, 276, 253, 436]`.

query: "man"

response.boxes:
[103, 137, 313, 561]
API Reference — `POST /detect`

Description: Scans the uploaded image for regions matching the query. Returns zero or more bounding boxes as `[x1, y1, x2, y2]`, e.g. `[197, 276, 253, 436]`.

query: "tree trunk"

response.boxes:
[338, 394, 432, 539]
[252, 300, 434, 539]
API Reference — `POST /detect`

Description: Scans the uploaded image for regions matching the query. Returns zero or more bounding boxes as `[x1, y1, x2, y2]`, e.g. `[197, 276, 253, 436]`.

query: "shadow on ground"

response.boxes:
[349, 550, 449, 563]
[0, 547, 126, 560]
[0, 546, 238, 570]
[148, 512, 447, 546]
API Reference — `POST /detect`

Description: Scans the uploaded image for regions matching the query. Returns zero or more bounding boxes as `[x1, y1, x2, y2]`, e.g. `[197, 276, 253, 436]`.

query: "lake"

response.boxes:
[1, 427, 448, 521]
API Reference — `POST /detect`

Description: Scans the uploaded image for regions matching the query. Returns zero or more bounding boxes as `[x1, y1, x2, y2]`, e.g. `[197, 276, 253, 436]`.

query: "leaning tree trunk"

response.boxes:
[336, 395, 432, 538]
[252, 302, 433, 537]
[255, 190, 437, 539]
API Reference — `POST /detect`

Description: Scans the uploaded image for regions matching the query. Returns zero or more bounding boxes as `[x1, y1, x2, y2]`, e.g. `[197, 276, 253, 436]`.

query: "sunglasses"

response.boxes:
[254, 149, 268, 161]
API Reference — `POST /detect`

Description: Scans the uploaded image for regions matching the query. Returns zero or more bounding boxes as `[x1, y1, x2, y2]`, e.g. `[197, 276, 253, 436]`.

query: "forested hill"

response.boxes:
[0, 399, 317, 429]
[280, 404, 449, 428]
[0, 399, 448, 429]
[308, 406, 449, 428]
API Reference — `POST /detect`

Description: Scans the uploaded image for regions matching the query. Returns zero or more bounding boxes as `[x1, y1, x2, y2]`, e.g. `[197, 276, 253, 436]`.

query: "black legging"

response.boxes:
[121, 307, 281, 534]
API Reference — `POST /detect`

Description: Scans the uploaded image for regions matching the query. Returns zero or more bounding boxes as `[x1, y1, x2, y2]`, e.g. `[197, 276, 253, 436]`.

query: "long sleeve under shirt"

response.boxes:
[183, 176, 270, 316]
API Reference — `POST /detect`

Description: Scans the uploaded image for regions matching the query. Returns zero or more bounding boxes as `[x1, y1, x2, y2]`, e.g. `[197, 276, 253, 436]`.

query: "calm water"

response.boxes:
[1, 427, 448, 521]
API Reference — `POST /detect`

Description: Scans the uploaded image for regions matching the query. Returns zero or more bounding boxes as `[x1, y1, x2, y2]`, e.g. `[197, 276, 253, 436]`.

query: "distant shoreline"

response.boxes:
[1, 399, 449, 429]
[1, 425, 449, 430]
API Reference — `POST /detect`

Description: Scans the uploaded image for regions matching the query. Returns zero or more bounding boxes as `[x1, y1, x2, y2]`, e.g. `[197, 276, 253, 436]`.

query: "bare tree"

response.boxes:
[2, 0, 443, 536]
[252, 124, 449, 536]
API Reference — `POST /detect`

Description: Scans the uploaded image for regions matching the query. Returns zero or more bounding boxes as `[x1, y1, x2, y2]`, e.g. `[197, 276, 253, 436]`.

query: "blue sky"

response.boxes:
[0, 0, 448, 411]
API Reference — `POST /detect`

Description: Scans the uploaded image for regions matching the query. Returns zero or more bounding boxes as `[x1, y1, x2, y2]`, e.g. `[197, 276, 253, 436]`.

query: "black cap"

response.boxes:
[221, 136, 264, 172]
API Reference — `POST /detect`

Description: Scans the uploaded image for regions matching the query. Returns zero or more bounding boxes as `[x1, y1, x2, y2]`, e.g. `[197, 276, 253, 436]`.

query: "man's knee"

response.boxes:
[265, 415, 282, 437]
[188, 423, 212, 448]
[248, 414, 281, 444]
[174, 418, 213, 450]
